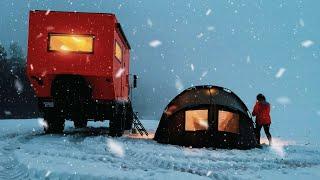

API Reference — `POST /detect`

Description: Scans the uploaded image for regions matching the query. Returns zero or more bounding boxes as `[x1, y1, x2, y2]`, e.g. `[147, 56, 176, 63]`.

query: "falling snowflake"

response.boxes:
[206, 9, 212, 16]
[270, 138, 288, 158]
[190, 64, 195, 71]
[201, 71, 208, 77]
[14, 79, 23, 94]
[175, 78, 184, 92]
[37, 118, 48, 129]
[198, 119, 208, 129]
[36, 33, 43, 39]
[45, 9, 51, 16]
[115, 68, 125, 78]
[147, 18, 153, 27]
[149, 40, 162, 48]
[275, 68, 286, 78]
[276, 96, 291, 105]
[4, 111, 12, 116]
[299, 18, 304, 27]
[196, 33, 204, 38]
[45, 170, 52, 177]
[246, 56, 251, 63]
[107, 139, 125, 157]
[41, 70, 47, 77]
[207, 26, 215, 31]
[301, 40, 314, 48]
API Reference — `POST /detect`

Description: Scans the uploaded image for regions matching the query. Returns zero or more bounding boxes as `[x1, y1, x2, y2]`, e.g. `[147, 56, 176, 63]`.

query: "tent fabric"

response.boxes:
[154, 85, 257, 149]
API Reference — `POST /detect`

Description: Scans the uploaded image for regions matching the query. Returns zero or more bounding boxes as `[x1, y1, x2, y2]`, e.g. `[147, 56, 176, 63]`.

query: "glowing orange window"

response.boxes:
[115, 41, 122, 61]
[218, 110, 240, 134]
[185, 109, 209, 131]
[49, 34, 94, 53]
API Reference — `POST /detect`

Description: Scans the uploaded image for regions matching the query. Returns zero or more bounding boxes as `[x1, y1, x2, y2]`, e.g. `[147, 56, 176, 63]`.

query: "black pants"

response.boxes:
[255, 124, 272, 145]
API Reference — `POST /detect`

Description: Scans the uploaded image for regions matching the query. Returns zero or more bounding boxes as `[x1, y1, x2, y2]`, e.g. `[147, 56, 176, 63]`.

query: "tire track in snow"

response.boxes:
[124, 146, 241, 179]
[0, 152, 29, 180]
[0, 131, 54, 179]
[121, 139, 320, 179]
[0, 135, 30, 179]
[2, 128, 320, 179]
[13, 134, 146, 178]
[118, 139, 236, 179]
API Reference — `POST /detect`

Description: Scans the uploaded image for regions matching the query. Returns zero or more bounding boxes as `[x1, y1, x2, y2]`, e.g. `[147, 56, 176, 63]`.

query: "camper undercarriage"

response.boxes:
[37, 75, 134, 136]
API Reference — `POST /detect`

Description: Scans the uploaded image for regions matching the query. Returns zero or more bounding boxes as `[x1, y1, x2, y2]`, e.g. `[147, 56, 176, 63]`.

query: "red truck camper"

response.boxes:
[27, 10, 136, 136]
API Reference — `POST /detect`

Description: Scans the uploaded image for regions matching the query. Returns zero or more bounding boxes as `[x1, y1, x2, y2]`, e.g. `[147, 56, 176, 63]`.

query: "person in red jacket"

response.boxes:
[252, 93, 272, 145]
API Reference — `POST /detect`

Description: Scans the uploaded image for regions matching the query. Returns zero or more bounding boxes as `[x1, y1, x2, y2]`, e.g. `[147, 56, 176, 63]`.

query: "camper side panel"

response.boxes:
[113, 26, 130, 101]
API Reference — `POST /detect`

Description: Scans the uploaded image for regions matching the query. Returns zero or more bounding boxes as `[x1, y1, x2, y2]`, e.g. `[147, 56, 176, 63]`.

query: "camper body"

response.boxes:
[27, 10, 134, 136]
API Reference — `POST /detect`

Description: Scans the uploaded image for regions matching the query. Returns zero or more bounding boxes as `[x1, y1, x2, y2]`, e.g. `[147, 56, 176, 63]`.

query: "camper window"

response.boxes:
[185, 109, 208, 131]
[218, 110, 240, 134]
[115, 41, 122, 62]
[48, 34, 94, 53]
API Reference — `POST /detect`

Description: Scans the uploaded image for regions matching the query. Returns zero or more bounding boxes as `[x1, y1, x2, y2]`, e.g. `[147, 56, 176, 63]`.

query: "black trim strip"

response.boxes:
[116, 23, 131, 49]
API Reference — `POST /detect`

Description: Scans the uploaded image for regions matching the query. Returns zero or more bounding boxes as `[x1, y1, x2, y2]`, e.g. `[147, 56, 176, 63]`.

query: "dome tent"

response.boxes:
[154, 85, 258, 149]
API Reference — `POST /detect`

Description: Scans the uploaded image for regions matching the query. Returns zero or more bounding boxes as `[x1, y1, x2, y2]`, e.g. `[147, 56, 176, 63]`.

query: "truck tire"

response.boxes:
[73, 114, 88, 128]
[52, 75, 91, 129]
[72, 102, 88, 128]
[109, 103, 125, 137]
[43, 110, 65, 134]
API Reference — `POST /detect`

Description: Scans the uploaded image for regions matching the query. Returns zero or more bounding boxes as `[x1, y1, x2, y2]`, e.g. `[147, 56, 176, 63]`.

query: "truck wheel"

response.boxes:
[109, 103, 125, 137]
[72, 106, 88, 128]
[52, 75, 91, 130]
[73, 118, 88, 128]
[109, 124, 124, 137]
[43, 110, 65, 134]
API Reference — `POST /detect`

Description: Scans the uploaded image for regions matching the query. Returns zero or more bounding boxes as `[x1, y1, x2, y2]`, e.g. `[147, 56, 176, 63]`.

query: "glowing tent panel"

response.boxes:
[218, 110, 240, 134]
[185, 109, 208, 131]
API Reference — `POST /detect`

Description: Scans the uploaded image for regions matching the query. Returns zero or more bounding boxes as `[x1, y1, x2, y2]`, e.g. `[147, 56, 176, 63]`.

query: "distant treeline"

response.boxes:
[0, 42, 40, 119]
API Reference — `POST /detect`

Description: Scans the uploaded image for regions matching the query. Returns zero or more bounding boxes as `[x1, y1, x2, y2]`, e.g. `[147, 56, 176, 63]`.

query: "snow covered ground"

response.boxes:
[0, 119, 319, 180]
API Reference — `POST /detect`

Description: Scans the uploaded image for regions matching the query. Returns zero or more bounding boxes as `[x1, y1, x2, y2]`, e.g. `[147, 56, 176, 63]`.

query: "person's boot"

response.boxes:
[268, 137, 272, 146]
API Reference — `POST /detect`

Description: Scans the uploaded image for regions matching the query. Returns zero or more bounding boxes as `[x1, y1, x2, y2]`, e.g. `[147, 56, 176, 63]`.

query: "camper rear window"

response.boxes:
[218, 110, 239, 134]
[48, 34, 94, 53]
[185, 109, 208, 131]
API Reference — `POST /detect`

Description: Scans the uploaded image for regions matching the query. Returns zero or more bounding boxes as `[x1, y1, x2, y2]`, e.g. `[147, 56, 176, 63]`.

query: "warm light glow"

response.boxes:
[206, 88, 219, 96]
[49, 34, 94, 53]
[60, 45, 70, 51]
[218, 110, 239, 134]
[164, 105, 178, 116]
[115, 41, 122, 61]
[185, 109, 208, 131]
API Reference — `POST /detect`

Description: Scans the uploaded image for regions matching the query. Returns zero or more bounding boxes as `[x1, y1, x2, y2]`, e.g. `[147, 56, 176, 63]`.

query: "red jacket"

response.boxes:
[252, 101, 271, 125]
